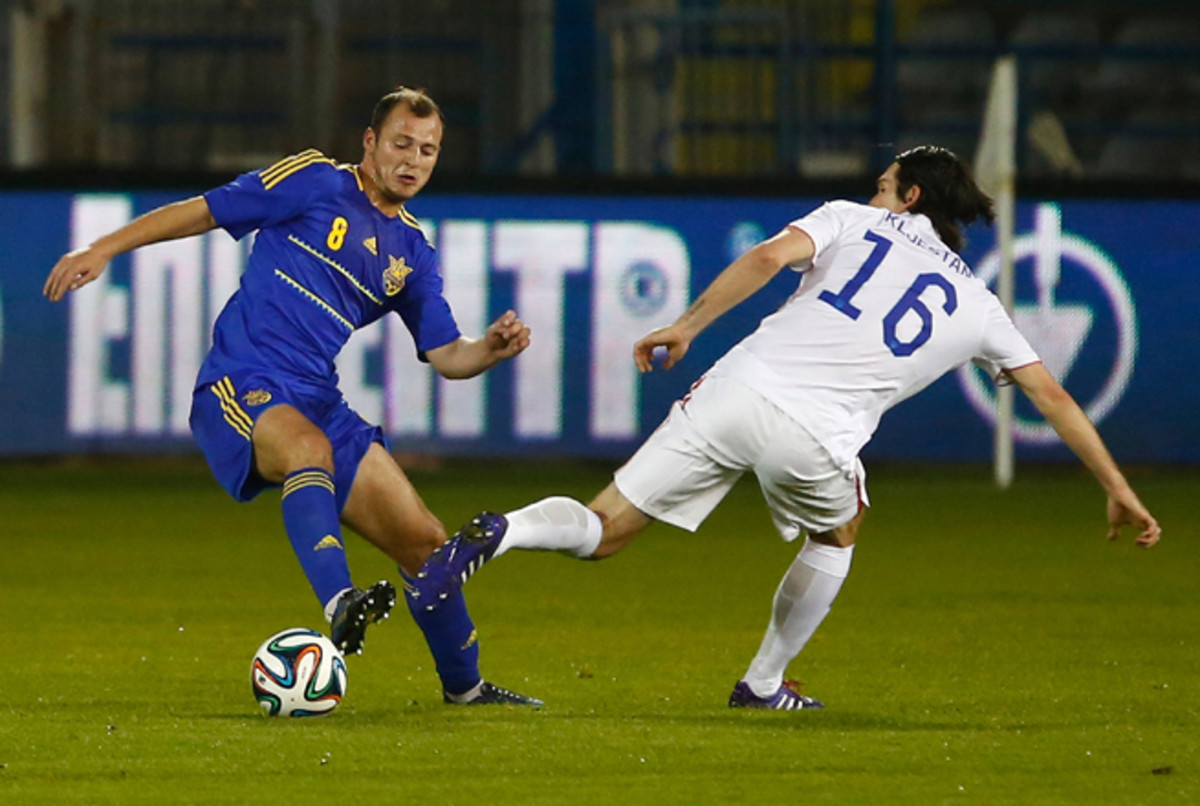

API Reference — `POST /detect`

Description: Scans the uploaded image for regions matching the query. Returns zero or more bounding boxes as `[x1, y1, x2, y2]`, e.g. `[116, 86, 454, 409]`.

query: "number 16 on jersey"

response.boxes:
[819, 231, 958, 358]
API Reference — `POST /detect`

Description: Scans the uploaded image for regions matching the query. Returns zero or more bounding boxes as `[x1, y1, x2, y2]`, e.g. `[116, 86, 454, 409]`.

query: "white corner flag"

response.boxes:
[974, 56, 1017, 489]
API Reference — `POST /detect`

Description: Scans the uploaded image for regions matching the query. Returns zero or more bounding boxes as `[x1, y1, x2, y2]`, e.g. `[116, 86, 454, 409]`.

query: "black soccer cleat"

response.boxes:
[329, 580, 396, 656]
[444, 680, 543, 707]
[407, 512, 507, 612]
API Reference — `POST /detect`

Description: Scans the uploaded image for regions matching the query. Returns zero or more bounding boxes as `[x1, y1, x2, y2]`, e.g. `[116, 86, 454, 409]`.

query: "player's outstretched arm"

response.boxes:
[426, 309, 531, 379]
[1007, 362, 1161, 547]
[634, 226, 815, 372]
[44, 196, 217, 302]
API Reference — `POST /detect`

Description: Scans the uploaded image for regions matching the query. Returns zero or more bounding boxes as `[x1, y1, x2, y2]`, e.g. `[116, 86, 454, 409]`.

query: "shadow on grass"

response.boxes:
[191, 706, 1078, 735]
[526, 709, 1076, 734]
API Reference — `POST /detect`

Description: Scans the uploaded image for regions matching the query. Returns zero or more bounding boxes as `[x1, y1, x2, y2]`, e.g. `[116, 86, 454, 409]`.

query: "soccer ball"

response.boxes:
[250, 628, 347, 717]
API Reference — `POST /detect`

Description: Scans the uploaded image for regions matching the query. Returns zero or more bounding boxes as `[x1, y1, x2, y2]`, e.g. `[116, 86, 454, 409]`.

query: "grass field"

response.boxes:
[0, 458, 1195, 804]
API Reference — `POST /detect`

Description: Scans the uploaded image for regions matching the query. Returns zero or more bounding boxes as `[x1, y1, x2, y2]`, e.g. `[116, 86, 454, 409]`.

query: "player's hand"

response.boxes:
[44, 245, 111, 302]
[484, 309, 531, 359]
[1106, 494, 1161, 547]
[633, 325, 690, 373]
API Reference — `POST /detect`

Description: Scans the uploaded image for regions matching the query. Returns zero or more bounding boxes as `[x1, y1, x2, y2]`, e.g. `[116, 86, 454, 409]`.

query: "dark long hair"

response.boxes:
[894, 145, 994, 253]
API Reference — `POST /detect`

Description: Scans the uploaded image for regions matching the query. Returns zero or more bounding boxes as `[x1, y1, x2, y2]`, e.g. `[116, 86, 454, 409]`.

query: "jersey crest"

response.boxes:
[242, 389, 273, 406]
[384, 255, 412, 296]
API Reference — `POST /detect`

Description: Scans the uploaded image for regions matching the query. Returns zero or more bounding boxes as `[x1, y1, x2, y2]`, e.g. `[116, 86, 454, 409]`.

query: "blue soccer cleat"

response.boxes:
[407, 512, 507, 612]
[728, 679, 824, 710]
[444, 680, 543, 707]
[329, 580, 396, 655]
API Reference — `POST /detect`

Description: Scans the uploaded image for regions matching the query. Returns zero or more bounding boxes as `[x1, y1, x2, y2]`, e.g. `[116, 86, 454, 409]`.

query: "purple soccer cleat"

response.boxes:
[406, 512, 507, 612]
[728, 680, 824, 710]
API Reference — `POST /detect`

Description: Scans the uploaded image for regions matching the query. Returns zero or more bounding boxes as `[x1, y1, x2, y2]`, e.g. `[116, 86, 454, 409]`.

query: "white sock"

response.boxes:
[323, 586, 353, 623]
[496, 496, 603, 559]
[742, 538, 854, 698]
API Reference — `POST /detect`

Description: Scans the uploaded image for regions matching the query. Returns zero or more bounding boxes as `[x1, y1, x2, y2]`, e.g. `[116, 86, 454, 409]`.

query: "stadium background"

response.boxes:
[2, 0, 1198, 465]
[2, 3, 1197, 804]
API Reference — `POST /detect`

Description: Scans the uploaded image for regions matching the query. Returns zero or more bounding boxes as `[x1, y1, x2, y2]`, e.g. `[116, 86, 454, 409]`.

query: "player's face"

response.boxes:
[363, 103, 443, 205]
[869, 163, 911, 212]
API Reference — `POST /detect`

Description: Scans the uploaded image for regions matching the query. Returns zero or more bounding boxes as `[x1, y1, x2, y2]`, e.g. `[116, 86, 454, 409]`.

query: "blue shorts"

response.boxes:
[189, 369, 388, 513]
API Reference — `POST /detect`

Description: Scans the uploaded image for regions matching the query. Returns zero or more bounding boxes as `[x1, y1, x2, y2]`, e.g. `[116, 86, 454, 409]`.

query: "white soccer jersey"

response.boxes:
[705, 199, 1040, 472]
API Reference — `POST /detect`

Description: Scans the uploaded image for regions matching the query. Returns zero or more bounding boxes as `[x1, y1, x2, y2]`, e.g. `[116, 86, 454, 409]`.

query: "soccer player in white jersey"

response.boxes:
[409, 145, 1162, 710]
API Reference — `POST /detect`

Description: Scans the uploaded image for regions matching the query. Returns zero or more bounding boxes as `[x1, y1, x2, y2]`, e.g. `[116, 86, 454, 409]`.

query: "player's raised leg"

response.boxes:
[409, 499, 599, 610]
[251, 404, 392, 654]
[407, 483, 653, 609]
[189, 382, 393, 655]
[342, 444, 541, 705]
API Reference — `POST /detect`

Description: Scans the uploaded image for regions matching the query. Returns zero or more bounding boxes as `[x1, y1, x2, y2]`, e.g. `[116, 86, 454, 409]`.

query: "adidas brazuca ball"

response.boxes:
[250, 628, 347, 717]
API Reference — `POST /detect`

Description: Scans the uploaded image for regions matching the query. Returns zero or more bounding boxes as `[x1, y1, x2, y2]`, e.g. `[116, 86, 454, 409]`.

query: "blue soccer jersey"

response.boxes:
[198, 149, 460, 389]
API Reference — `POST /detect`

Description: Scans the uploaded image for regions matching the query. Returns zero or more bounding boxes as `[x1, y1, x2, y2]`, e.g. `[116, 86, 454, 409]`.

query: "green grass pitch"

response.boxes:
[0, 458, 1195, 804]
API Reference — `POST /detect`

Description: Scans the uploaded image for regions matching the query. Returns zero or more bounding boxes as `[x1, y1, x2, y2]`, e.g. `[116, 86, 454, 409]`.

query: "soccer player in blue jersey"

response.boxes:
[45, 86, 539, 705]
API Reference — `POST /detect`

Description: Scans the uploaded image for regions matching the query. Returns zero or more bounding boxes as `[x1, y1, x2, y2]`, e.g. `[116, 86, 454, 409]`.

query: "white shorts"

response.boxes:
[614, 375, 868, 541]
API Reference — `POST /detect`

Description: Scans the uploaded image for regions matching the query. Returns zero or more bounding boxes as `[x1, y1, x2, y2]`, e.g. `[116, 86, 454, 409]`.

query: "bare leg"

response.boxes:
[587, 482, 655, 558]
[252, 404, 333, 481]
[340, 443, 446, 575]
[342, 443, 498, 696]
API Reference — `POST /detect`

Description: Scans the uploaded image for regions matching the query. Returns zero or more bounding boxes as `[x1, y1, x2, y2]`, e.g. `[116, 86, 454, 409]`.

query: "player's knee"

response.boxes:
[284, 430, 334, 472]
[252, 405, 333, 477]
[812, 511, 864, 547]
[585, 486, 653, 559]
[589, 514, 644, 559]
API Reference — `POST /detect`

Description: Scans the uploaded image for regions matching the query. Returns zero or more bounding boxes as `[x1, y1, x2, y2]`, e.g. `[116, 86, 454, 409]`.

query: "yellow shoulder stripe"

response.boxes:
[260, 149, 335, 190]
[260, 149, 320, 182]
[341, 163, 365, 191]
[398, 205, 423, 231]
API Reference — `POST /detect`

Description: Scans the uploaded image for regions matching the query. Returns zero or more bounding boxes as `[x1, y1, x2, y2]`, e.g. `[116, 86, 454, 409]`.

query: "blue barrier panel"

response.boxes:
[1, 190, 1196, 462]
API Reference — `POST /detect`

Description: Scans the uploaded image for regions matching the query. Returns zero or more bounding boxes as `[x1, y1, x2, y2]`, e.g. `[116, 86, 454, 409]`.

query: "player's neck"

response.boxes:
[355, 164, 405, 218]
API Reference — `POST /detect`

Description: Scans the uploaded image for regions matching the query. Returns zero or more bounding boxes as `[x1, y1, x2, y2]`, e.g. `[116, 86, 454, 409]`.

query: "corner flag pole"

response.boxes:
[974, 56, 1017, 489]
